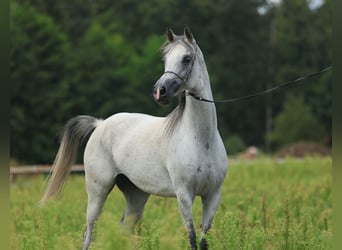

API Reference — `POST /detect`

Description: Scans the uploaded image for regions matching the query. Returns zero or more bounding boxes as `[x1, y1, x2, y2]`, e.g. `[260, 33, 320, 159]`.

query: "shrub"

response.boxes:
[224, 135, 246, 155]
[269, 95, 325, 149]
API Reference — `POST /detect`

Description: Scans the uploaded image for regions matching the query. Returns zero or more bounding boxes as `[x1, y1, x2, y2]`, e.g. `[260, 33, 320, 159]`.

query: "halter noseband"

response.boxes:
[163, 71, 186, 82]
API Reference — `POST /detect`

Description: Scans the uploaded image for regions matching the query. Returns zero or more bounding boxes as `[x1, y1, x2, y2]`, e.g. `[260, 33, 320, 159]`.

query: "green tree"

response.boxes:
[10, 0, 331, 163]
[272, 0, 331, 138]
[66, 22, 134, 117]
[304, 0, 332, 133]
[10, 3, 70, 163]
[14, 0, 97, 45]
[66, 23, 164, 119]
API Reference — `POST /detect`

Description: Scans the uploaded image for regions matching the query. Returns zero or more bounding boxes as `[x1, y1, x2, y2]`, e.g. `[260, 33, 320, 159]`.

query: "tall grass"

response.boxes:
[10, 157, 331, 249]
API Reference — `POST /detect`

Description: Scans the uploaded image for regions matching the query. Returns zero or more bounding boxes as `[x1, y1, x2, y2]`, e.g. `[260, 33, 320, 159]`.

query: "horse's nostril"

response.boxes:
[160, 86, 167, 96]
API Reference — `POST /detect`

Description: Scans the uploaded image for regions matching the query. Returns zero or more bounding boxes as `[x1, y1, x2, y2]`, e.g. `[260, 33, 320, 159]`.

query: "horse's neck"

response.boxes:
[182, 60, 217, 138]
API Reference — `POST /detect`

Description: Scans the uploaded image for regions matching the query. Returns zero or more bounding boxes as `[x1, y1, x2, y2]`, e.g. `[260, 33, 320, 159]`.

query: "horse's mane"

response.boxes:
[164, 91, 186, 137]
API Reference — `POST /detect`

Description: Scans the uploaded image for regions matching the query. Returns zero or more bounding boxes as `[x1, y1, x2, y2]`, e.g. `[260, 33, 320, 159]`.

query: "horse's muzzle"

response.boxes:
[153, 78, 181, 105]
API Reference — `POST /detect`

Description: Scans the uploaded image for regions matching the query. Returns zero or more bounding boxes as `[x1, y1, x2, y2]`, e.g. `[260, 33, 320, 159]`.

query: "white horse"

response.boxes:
[41, 26, 228, 250]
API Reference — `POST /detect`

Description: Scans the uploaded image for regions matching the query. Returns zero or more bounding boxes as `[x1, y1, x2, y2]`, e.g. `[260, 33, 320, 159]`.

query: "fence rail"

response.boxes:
[10, 165, 84, 182]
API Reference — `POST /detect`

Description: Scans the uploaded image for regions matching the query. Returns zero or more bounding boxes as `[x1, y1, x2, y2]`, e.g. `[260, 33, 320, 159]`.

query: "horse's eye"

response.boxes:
[182, 55, 192, 64]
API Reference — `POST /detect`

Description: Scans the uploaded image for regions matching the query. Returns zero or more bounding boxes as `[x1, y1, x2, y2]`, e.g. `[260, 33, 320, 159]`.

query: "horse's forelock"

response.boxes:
[162, 36, 196, 58]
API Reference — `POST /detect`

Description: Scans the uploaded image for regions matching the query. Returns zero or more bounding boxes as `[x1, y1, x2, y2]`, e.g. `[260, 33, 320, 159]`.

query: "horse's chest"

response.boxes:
[170, 153, 226, 195]
[193, 164, 214, 193]
[168, 131, 228, 194]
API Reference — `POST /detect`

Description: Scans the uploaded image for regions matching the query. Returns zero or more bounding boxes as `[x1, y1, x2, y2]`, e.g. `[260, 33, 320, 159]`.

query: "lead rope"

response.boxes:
[187, 66, 332, 103]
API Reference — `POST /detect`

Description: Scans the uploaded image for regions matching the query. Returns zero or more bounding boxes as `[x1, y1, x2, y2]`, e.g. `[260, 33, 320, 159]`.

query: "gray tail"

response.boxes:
[40, 115, 101, 205]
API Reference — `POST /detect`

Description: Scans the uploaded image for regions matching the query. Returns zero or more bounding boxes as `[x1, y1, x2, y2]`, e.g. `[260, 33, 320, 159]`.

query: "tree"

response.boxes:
[10, 0, 331, 163]
[13, 0, 97, 46]
[66, 23, 165, 118]
[272, 0, 331, 137]
[10, 3, 70, 163]
[66, 22, 133, 117]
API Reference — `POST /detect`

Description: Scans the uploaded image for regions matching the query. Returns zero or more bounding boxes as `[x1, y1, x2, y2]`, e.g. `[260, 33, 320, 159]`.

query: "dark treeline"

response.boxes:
[11, 0, 331, 163]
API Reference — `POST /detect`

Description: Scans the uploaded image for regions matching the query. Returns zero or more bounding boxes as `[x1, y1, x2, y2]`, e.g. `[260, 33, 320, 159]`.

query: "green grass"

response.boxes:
[10, 157, 332, 250]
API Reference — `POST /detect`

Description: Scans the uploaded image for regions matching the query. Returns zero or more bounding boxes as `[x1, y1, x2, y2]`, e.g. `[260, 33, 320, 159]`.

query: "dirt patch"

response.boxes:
[276, 141, 331, 158]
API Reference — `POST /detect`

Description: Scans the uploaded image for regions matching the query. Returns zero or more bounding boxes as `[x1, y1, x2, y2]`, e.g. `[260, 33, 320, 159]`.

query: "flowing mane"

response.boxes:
[165, 91, 186, 137]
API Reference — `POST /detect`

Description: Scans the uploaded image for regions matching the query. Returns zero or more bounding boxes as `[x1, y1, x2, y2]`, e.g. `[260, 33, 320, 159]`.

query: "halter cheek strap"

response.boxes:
[163, 46, 197, 83]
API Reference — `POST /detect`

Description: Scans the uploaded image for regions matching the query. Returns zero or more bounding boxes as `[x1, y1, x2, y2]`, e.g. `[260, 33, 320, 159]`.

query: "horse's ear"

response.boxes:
[184, 25, 194, 43]
[166, 27, 175, 42]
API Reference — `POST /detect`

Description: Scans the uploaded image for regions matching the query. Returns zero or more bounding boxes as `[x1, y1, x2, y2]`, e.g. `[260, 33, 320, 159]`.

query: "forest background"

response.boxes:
[10, 0, 331, 164]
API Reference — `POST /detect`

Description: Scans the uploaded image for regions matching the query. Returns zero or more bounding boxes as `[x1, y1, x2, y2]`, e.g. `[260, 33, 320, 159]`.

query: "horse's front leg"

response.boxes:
[200, 190, 222, 250]
[176, 190, 197, 250]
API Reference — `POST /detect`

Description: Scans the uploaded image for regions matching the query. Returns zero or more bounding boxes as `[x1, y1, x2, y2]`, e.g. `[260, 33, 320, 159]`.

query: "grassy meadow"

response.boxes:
[10, 157, 332, 250]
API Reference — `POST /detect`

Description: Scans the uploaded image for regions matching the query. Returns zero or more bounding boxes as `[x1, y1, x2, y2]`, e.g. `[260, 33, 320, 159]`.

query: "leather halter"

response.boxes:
[163, 46, 197, 83]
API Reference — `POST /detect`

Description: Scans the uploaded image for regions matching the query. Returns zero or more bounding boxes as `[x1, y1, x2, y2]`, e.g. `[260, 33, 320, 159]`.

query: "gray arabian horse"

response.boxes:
[41, 26, 228, 250]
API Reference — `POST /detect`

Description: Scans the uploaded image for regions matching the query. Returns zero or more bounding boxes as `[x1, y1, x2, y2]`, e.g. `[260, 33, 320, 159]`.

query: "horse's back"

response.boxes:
[85, 112, 163, 163]
[107, 112, 163, 131]
[102, 112, 165, 146]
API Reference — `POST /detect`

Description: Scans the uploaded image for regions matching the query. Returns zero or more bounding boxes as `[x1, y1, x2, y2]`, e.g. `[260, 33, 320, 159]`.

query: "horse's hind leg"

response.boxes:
[116, 174, 149, 232]
[82, 162, 116, 250]
[200, 190, 222, 250]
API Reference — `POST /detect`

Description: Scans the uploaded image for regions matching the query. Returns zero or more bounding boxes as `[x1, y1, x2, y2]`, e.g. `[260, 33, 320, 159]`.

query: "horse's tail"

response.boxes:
[40, 115, 101, 205]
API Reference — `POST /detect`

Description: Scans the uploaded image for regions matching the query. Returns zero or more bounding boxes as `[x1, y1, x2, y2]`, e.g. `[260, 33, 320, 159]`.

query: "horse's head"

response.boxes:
[153, 26, 198, 105]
